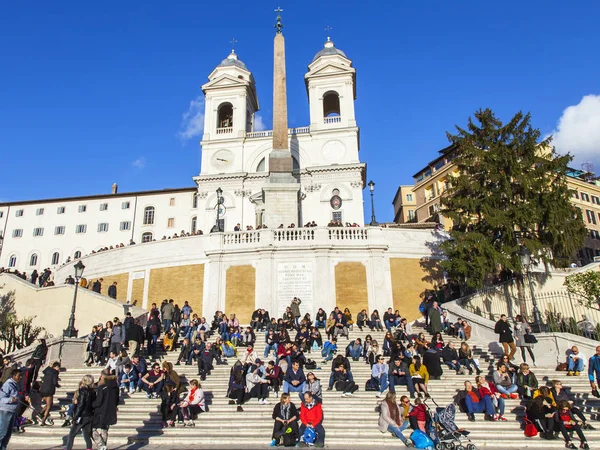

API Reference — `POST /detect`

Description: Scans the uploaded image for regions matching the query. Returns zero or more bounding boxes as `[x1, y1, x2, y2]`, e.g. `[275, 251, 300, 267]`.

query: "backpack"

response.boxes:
[282, 432, 296, 447]
[149, 322, 159, 336]
[305, 359, 317, 370]
[418, 302, 426, 313]
[302, 426, 316, 445]
[410, 429, 434, 449]
[365, 377, 380, 391]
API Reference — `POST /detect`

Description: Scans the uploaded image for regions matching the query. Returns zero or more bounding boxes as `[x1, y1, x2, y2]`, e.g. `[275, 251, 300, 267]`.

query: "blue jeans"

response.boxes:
[568, 358, 584, 372]
[495, 384, 518, 395]
[465, 395, 494, 416]
[264, 343, 278, 358]
[148, 335, 158, 355]
[299, 423, 325, 445]
[389, 374, 415, 395]
[323, 347, 336, 361]
[0, 410, 16, 450]
[283, 381, 306, 393]
[388, 422, 409, 442]
[180, 326, 190, 337]
[315, 320, 326, 329]
[163, 319, 172, 332]
[446, 361, 462, 372]
[378, 373, 389, 393]
[348, 346, 363, 359]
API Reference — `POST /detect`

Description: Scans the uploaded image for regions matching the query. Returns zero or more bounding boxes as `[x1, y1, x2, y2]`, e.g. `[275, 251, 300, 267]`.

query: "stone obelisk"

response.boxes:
[262, 7, 300, 227]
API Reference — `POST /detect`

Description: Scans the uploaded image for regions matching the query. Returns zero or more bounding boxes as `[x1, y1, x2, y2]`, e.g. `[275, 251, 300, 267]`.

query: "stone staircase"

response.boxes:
[11, 322, 600, 449]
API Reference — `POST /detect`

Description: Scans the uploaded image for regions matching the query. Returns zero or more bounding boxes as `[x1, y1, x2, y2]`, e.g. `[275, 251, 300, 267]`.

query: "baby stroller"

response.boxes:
[429, 400, 477, 450]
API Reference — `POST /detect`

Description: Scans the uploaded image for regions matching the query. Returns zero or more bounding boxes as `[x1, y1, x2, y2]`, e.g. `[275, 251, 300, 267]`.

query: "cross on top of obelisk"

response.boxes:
[274, 6, 284, 34]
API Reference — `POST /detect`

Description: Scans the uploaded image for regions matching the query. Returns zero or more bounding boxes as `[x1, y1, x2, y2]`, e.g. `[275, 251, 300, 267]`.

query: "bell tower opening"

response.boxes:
[323, 91, 340, 117]
[217, 103, 233, 129]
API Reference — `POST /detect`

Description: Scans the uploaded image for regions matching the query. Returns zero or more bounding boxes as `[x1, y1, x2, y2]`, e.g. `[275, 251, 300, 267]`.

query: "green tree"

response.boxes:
[0, 286, 45, 353]
[564, 271, 600, 311]
[440, 109, 587, 290]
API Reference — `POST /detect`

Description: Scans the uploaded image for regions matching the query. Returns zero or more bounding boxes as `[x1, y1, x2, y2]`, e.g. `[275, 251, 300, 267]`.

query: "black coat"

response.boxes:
[127, 324, 145, 344]
[494, 320, 514, 343]
[40, 367, 60, 396]
[107, 285, 117, 299]
[73, 387, 95, 419]
[442, 346, 459, 363]
[92, 377, 119, 428]
[32, 343, 48, 360]
[423, 349, 443, 378]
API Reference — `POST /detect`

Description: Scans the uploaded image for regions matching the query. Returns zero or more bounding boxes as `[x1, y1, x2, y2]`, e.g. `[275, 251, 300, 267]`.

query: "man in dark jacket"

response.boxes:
[110, 318, 125, 354]
[92, 370, 119, 450]
[388, 355, 415, 397]
[126, 319, 145, 357]
[428, 301, 443, 335]
[107, 282, 117, 299]
[92, 278, 103, 294]
[442, 342, 462, 374]
[494, 314, 516, 360]
[423, 347, 444, 380]
[197, 343, 217, 380]
[146, 316, 162, 358]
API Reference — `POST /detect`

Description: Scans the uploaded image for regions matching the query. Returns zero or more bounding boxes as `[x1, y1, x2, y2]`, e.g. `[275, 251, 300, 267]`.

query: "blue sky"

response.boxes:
[1, 1, 600, 223]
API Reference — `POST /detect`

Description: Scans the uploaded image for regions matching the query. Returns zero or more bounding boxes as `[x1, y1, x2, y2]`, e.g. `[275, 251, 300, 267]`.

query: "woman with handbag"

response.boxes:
[514, 315, 536, 366]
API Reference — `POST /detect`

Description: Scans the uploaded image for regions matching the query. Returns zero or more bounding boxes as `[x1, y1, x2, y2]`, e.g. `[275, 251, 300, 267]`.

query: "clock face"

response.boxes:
[211, 149, 234, 170]
[322, 140, 346, 162]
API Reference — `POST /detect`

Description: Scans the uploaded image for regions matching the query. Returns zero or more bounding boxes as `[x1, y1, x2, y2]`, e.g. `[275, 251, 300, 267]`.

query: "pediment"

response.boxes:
[203, 74, 248, 90]
[306, 62, 355, 78]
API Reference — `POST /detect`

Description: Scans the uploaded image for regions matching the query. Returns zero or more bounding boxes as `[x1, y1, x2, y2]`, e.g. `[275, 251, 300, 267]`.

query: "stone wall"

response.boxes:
[334, 262, 368, 316]
[390, 258, 437, 321]
[148, 265, 204, 314]
[225, 265, 256, 324]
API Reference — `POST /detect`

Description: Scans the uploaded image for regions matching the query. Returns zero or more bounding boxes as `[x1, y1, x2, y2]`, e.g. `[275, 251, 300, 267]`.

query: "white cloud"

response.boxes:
[254, 114, 267, 131]
[552, 94, 600, 167]
[132, 157, 146, 169]
[177, 96, 205, 142]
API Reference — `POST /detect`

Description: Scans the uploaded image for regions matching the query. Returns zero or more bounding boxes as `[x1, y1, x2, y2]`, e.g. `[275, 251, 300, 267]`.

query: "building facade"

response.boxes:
[0, 38, 367, 273]
[394, 145, 600, 265]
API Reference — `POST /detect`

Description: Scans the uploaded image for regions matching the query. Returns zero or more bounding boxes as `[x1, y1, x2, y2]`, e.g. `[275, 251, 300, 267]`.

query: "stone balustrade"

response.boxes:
[245, 126, 310, 139]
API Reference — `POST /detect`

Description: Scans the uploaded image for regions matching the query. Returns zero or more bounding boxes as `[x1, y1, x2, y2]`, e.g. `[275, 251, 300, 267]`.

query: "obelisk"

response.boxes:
[262, 7, 300, 227]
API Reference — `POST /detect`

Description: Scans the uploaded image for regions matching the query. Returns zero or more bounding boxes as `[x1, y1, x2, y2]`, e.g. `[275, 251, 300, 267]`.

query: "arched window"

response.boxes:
[29, 253, 38, 266]
[8, 255, 17, 268]
[218, 103, 233, 128]
[143, 206, 155, 225]
[142, 232, 153, 243]
[323, 91, 341, 117]
[256, 157, 266, 172]
[191, 216, 197, 234]
[51, 252, 60, 265]
[74, 251, 82, 259]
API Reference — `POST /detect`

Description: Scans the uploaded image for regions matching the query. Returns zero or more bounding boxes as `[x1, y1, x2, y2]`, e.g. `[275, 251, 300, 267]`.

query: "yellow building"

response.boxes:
[394, 146, 600, 265]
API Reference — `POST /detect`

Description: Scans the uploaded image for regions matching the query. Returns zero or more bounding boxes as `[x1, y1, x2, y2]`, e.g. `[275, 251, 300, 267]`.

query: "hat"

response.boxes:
[97, 323, 103, 327]
[255, 358, 263, 365]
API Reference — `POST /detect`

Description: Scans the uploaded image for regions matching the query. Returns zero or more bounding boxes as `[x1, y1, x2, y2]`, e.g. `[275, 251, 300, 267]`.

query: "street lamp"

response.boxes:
[519, 246, 543, 332]
[368, 180, 378, 226]
[215, 187, 223, 232]
[63, 260, 85, 338]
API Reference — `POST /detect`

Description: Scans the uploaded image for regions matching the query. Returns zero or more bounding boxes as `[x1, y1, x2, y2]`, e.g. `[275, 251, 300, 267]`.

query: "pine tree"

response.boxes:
[440, 109, 587, 290]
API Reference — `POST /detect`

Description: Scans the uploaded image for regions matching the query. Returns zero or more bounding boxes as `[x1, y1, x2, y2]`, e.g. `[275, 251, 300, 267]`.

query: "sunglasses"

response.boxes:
[402, 400, 410, 404]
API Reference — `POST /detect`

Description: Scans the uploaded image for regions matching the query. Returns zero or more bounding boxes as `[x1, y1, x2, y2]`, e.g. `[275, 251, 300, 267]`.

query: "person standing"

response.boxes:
[92, 370, 119, 450]
[92, 278, 103, 294]
[65, 375, 95, 450]
[514, 315, 536, 366]
[0, 369, 21, 450]
[39, 361, 61, 426]
[290, 297, 302, 329]
[589, 345, 600, 398]
[31, 338, 47, 381]
[107, 282, 117, 299]
[428, 302, 443, 335]
[127, 319, 145, 358]
[494, 315, 516, 360]
[162, 300, 175, 332]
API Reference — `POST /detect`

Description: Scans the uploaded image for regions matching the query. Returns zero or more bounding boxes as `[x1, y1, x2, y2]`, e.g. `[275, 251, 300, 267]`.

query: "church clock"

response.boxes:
[211, 149, 234, 170]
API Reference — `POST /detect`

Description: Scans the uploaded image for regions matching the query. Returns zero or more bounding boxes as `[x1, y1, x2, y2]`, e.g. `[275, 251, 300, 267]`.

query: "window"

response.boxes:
[591, 230, 600, 240]
[12, 229, 23, 238]
[36, 208, 44, 216]
[332, 211, 343, 222]
[581, 193, 590, 202]
[78, 205, 87, 213]
[76, 224, 87, 234]
[406, 194, 413, 202]
[586, 209, 597, 225]
[100, 203, 108, 211]
[433, 159, 445, 171]
[74, 251, 82, 259]
[141, 232, 153, 243]
[143, 206, 155, 225]
[167, 218, 175, 228]
[51, 252, 60, 265]
[120, 221, 131, 231]
[97, 223, 109, 232]
[55, 226, 65, 235]
[592, 196, 600, 205]
[217, 102, 233, 128]
[573, 191, 579, 200]
[192, 194, 199, 208]
[169, 197, 175, 206]
[323, 91, 341, 117]
[122, 201, 130, 209]
[332, 189, 340, 196]
[33, 227, 44, 237]
[29, 254, 38, 266]
[8, 255, 17, 268]
[191, 217, 197, 234]
[57, 206, 65, 214]
[408, 210, 416, 221]
[16, 209, 24, 217]
[0, 211, 3, 218]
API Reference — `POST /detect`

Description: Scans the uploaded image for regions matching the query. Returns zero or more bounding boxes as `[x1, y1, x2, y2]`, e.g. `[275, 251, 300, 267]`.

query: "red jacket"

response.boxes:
[300, 402, 323, 427]
[478, 382, 499, 398]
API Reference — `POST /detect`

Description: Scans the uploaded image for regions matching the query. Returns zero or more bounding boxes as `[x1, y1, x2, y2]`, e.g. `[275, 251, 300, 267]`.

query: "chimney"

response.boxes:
[112, 183, 118, 195]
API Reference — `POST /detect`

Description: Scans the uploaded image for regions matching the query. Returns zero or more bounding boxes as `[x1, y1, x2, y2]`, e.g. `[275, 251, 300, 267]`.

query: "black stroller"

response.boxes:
[428, 399, 477, 450]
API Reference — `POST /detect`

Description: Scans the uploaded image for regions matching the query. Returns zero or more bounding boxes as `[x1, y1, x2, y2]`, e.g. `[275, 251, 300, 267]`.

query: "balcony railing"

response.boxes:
[324, 116, 341, 124]
[245, 127, 311, 139]
[216, 127, 233, 135]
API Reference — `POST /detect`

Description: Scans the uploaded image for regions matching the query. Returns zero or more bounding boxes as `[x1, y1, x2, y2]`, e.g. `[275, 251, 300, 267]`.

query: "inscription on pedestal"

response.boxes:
[277, 262, 313, 318]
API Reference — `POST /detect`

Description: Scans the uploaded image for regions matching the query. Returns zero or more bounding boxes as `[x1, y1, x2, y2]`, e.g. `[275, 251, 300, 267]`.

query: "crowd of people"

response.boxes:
[0, 292, 599, 449]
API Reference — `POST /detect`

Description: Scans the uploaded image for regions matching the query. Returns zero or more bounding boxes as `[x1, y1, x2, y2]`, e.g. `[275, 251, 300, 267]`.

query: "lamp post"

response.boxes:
[519, 247, 543, 332]
[215, 187, 223, 232]
[63, 260, 85, 338]
[368, 180, 378, 226]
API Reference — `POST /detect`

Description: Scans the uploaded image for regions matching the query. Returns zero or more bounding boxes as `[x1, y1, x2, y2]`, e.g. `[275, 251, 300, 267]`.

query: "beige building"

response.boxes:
[394, 145, 600, 265]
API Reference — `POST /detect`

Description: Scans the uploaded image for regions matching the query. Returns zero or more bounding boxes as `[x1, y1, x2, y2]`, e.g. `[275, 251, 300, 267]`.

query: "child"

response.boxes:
[120, 364, 139, 394]
[160, 383, 179, 428]
[409, 397, 428, 432]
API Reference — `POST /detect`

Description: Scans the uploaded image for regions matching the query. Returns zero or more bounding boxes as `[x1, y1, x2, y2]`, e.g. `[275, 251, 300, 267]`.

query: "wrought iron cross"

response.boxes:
[230, 38, 237, 51]
[275, 6, 284, 33]
[325, 25, 332, 41]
